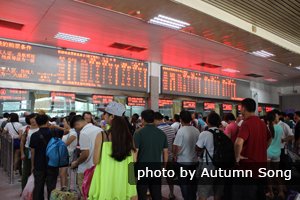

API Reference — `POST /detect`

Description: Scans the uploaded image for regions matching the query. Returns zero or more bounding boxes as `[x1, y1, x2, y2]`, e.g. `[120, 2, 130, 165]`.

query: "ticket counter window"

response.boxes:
[159, 99, 174, 119]
[0, 89, 31, 115]
[125, 97, 147, 117]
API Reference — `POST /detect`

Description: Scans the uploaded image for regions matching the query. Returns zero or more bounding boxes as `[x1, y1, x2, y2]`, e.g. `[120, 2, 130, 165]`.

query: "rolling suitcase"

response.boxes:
[50, 168, 79, 200]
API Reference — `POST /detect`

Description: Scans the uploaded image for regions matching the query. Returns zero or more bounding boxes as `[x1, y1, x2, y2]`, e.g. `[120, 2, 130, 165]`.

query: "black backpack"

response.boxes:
[205, 129, 236, 169]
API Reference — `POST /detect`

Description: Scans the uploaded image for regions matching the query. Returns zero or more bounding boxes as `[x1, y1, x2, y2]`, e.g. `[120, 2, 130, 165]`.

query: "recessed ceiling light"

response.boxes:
[148, 14, 190, 30]
[265, 78, 278, 82]
[54, 32, 90, 44]
[222, 68, 240, 73]
[251, 50, 275, 58]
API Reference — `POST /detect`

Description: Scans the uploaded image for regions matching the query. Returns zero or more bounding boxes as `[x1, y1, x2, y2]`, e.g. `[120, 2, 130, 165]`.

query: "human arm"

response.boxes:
[20, 132, 26, 160]
[65, 135, 76, 146]
[93, 133, 103, 165]
[71, 150, 89, 169]
[234, 137, 247, 162]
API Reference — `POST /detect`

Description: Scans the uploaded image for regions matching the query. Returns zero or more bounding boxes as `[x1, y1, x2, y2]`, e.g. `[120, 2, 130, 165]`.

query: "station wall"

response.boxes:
[250, 81, 280, 105]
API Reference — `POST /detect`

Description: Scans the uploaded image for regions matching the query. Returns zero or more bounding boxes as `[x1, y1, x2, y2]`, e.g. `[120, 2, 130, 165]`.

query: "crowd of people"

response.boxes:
[0, 98, 300, 200]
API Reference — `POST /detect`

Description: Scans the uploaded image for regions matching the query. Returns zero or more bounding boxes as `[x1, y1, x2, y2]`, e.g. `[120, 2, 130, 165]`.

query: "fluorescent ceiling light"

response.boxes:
[54, 32, 90, 44]
[222, 68, 240, 73]
[265, 78, 278, 82]
[295, 66, 300, 70]
[251, 50, 275, 58]
[148, 15, 190, 30]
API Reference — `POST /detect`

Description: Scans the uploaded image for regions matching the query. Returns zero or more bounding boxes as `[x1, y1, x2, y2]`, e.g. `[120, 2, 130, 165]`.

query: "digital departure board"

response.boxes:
[161, 66, 250, 99]
[265, 107, 274, 112]
[0, 88, 29, 101]
[204, 102, 216, 110]
[127, 97, 146, 107]
[0, 40, 148, 92]
[182, 101, 196, 109]
[159, 99, 173, 108]
[92, 95, 113, 105]
[51, 92, 75, 103]
[223, 104, 233, 111]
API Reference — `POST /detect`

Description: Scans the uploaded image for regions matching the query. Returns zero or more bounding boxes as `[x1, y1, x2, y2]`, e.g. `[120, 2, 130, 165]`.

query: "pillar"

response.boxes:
[149, 62, 160, 111]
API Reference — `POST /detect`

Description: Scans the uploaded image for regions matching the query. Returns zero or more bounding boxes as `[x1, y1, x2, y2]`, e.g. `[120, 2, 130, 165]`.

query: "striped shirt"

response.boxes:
[158, 123, 176, 160]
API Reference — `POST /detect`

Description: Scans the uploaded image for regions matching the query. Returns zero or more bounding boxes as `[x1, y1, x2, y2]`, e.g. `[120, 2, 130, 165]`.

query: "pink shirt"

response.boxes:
[224, 121, 239, 143]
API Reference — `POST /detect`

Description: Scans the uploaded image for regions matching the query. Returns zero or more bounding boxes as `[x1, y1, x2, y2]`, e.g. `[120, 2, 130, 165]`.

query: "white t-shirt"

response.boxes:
[171, 122, 181, 132]
[173, 126, 200, 163]
[196, 127, 219, 162]
[4, 122, 23, 139]
[62, 129, 78, 155]
[238, 120, 243, 127]
[78, 123, 103, 173]
[278, 120, 294, 149]
[20, 126, 39, 148]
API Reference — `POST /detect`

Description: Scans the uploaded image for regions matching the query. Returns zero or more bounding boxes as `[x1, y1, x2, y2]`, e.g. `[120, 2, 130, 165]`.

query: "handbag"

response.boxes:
[81, 131, 107, 200]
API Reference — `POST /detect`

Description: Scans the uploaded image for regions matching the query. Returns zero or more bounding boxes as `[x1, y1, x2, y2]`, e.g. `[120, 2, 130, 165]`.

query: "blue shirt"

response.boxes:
[267, 124, 283, 158]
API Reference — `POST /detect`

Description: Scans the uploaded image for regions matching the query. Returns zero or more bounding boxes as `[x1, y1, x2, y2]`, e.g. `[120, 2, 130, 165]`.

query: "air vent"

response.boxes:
[196, 62, 222, 68]
[127, 46, 147, 52]
[245, 73, 264, 78]
[0, 19, 24, 30]
[109, 42, 146, 52]
[109, 42, 131, 49]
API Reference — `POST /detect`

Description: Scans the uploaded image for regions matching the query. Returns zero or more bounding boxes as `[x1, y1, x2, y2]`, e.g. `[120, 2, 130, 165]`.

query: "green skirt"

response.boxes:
[89, 142, 137, 200]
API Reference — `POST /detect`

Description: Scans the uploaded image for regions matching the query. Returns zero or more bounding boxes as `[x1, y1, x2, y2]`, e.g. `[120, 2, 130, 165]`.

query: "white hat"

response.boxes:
[100, 101, 125, 117]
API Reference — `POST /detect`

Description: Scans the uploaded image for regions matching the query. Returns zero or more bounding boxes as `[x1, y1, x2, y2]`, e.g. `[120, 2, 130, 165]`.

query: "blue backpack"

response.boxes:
[46, 137, 69, 167]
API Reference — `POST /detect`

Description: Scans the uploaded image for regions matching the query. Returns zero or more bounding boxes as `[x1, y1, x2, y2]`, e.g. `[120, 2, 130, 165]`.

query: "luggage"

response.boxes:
[205, 129, 236, 169]
[46, 137, 69, 167]
[50, 168, 79, 200]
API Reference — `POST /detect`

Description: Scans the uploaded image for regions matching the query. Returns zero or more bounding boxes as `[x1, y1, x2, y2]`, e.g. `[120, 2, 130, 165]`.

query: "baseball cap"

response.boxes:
[99, 101, 126, 117]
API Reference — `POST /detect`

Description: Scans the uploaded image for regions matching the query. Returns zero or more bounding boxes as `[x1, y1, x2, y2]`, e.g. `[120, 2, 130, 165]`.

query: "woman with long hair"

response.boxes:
[265, 111, 284, 199]
[3, 113, 23, 175]
[89, 102, 137, 200]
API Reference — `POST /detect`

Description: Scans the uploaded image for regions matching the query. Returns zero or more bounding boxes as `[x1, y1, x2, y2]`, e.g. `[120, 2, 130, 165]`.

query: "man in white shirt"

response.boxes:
[273, 110, 294, 170]
[196, 112, 224, 200]
[173, 110, 200, 200]
[171, 114, 181, 133]
[70, 115, 103, 196]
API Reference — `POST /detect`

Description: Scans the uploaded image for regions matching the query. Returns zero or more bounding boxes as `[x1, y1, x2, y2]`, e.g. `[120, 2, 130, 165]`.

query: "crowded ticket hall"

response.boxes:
[1, 1, 300, 200]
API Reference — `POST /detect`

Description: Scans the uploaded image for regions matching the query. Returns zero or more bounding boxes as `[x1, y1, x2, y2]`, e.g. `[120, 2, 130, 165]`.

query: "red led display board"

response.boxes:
[127, 97, 146, 107]
[182, 101, 196, 109]
[223, 104, 233, 111]
[258, 106, 263, 112]
[266, 107, 274, 112]
[161, 66, 250, 99]
[204, 102, 216, 110]
[0, 40, 148, 92]
[159, 99, 173, 107]
[92, 95, 113, 105]
[51, 92, 75, 103]
[0, 88, 29, 101]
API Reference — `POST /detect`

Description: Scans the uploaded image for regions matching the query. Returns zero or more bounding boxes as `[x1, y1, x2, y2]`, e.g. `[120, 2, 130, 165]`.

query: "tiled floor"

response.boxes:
[0, 167, 184, 200]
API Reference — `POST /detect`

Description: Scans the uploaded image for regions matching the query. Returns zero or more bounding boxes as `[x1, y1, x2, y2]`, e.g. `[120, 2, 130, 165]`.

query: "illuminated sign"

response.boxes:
[92, 95, 113, 105]
[161, 66, 250, 99]
[0, 88, 29, 101]
[127, 97, 146, 107]
[182, 101, 196, 109]
[159, 99, 173, 107]
[0, 40, 148, 92]
[266, 107, 274, 112]
[51, 92, 75, 103]
[204, 102, 216, 110]
[223, 104, 233, 111]
[258, 106, 263, 112]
